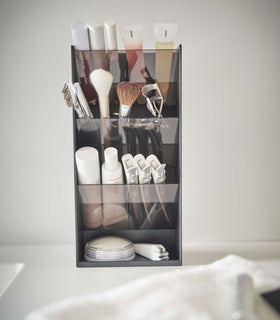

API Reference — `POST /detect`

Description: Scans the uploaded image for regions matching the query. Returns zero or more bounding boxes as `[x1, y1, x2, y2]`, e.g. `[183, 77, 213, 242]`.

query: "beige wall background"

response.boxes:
[0, 0, 279, 244]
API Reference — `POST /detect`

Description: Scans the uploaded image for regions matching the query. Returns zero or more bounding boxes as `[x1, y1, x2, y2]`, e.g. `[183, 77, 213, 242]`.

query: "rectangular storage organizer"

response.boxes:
[71, 45, 182, 267]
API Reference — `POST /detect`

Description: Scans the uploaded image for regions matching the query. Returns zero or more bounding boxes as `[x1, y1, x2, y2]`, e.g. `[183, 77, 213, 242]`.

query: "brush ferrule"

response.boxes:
[98, 95, 110, 118]
[74, 102, 85, 118]
[119, 104, 132, 118]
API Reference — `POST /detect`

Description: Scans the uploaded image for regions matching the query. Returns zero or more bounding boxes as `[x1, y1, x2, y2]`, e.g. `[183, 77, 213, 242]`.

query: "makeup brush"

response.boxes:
[62, 80, 84, 118]
[117, 82, 140, 118]
[89, 69, 113, 118]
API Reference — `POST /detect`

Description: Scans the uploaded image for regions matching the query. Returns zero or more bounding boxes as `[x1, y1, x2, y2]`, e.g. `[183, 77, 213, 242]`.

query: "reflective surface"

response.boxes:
[0, 263, 24, 297]
[78, 184, 179, 230]
[74, 49, 180, 114]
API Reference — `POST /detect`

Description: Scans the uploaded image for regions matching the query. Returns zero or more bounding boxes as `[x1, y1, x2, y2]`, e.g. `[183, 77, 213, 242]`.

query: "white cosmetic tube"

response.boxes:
[104, 20, 118, 50]
[71, 21, 91, 50]
[88, 20, 106, 50]
[75, 147, 100, 184]
[104, 20, 120, 82]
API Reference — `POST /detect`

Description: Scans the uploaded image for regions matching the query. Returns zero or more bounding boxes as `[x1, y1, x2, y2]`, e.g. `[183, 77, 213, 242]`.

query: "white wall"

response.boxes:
[0, 0, 279, 244]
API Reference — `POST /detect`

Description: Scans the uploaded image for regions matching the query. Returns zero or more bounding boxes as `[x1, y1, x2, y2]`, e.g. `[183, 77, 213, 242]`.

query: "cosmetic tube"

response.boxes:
[104, 20, 118, 50]
[121, 25, 146, 85]
[154, 23, 177, 102]
[104, 20, 120, 84]
[88, 20, 108, 71]
[75, 147, 100, 184]
[88, 20, 106, 50]
[76, 147, 102, 228]
[71, 21, 90, 50]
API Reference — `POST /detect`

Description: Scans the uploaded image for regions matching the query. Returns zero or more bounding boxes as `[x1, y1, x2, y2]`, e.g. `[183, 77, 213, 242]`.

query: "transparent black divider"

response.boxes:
[78, 184, 179, 230]
[71, 45, 182, 267]
[76, 118, 179, 182]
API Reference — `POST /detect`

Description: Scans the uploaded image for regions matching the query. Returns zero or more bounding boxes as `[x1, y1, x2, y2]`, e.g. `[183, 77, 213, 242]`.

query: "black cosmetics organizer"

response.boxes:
[71, 45, 182, 267]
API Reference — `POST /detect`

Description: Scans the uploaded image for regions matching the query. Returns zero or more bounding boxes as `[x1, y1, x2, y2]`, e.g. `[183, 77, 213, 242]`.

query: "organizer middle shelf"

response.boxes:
[78, 183, 179, 230]
[75, 117, 179, 183]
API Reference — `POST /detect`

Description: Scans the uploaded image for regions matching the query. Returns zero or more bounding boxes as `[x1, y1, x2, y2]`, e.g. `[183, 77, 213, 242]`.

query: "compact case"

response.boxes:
[71, 45, 182, 267]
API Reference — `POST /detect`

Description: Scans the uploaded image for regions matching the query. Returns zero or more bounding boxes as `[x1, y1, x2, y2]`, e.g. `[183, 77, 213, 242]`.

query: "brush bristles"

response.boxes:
[62, 81, 76, 107]
[89, 69, 113, 96]
[117, 82, 140, 106]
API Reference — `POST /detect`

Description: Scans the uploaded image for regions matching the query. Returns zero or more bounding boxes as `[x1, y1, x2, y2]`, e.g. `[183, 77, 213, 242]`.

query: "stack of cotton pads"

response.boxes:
[84, 236, 135, 261]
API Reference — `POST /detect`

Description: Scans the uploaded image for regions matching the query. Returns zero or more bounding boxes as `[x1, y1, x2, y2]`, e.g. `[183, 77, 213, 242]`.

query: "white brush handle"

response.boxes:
[98, 95, 110, 118]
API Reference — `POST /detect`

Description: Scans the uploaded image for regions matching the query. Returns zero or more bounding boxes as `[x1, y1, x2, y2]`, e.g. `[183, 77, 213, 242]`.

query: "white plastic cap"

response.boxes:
[104, 147, 118, 169]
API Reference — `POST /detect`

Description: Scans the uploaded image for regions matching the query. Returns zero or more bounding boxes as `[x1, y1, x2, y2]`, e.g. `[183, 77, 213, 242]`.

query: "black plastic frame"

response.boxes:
[71, 45, 182, 267]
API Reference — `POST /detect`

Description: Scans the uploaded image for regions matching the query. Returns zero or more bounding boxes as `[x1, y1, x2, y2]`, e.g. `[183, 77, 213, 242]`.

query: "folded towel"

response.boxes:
[25, 255, 280, 320]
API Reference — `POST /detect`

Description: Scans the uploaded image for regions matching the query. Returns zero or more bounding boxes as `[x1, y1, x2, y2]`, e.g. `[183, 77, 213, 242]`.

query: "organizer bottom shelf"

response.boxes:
[76, 229, 181, 267]
[77, 256, 181, 267]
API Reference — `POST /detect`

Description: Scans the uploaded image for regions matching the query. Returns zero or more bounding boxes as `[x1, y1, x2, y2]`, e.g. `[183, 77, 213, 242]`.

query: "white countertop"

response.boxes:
[0, 243, 280, 320]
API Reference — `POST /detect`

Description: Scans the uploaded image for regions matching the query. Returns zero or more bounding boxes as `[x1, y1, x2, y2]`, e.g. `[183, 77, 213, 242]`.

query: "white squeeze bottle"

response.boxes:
[102, 147, 123, 184]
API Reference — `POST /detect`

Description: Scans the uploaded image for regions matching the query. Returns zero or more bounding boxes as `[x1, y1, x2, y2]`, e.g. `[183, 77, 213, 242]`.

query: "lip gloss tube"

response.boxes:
[154, 23, 177, 103]
[121, 25, 146, 86]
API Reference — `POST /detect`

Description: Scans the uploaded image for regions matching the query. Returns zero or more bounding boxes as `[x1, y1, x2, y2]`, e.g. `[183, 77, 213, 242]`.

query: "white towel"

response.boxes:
[25, 255, 280, 320]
